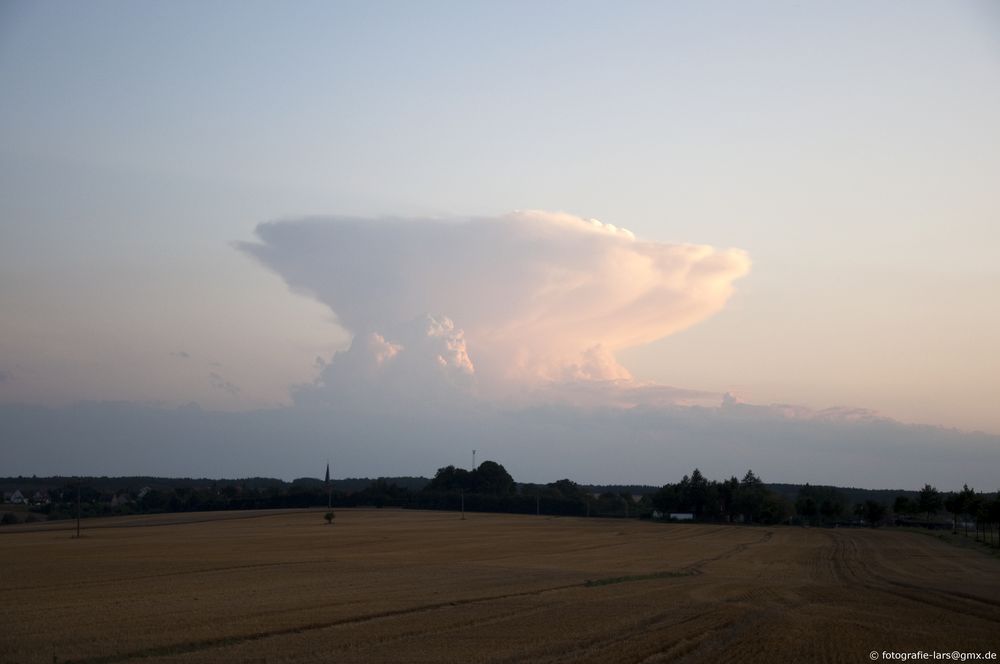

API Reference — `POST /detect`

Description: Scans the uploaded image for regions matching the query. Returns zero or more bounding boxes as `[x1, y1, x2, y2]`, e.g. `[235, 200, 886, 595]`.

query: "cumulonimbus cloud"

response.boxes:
[239, 210, 750, 398]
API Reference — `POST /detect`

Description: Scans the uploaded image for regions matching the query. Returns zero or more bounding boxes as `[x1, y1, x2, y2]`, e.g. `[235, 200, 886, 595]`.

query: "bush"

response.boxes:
[1, 512, 19, 525]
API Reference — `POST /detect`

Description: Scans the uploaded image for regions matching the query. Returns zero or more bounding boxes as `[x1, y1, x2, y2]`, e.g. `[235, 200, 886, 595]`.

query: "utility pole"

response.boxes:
[536, 492, 540, 516]
[325, 461, 332, 511]
[75, 482, 81, 538]
[460, 489, 465, 520]
[472, 449, 476, 470]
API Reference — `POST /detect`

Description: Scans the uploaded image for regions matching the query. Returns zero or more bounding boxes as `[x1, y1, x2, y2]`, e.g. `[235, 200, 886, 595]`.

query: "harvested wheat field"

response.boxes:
[1, 509, 998, 663]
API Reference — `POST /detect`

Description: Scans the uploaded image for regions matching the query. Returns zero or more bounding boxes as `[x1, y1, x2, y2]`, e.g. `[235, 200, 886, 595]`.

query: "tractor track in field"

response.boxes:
[0, 509, 321, 535]
[0, 558, 346, 594]
[60, 539, 762, 664]
[61, 580, 593, 663]
[821, 530, 1000, 623]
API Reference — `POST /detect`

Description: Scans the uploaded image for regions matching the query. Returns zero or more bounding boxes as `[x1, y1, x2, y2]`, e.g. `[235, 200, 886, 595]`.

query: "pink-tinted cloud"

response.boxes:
[240, 211, 749, 399]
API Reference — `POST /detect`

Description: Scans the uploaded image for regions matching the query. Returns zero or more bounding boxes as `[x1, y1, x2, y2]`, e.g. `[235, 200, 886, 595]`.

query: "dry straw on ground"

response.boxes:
[1, 509, 997, 663]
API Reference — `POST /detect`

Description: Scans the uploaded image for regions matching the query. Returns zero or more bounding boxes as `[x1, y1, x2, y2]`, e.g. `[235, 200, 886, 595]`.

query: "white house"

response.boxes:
[110, 494, 133, 508]
[669, 513, 694, 521]
[7, 489, 26, 504]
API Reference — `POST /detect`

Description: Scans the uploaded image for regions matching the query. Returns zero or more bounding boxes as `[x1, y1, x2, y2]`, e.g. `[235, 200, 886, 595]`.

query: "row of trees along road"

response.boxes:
[893, 483, 1000, 548]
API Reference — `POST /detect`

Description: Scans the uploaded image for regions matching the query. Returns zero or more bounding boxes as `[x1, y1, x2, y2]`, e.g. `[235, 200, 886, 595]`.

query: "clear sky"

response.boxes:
[1, 1, 999, 485]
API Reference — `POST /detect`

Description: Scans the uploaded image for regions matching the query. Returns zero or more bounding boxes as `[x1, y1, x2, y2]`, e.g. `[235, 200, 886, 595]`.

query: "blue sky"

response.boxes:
[1, 1, 999, 484]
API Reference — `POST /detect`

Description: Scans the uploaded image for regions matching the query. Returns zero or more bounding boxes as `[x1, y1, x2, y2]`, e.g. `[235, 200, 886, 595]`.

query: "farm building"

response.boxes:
[651, 511, 696, 522]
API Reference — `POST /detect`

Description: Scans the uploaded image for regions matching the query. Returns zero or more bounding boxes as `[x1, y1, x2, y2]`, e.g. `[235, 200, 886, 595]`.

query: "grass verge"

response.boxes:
[897, 526, 1000, 562]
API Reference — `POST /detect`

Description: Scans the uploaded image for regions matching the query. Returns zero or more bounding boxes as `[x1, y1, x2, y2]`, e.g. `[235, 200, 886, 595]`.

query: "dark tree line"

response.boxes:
[794, 484, 849, 525]
[855, 483, 1000, 548]
[904, 484, 1000, 547]
[425, 461, 516, 495]
[4, 467, 998, 545]
[650, 469, 790, 524]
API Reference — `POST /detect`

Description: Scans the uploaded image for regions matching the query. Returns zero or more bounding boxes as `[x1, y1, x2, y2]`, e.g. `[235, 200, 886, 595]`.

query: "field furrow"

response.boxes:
[1, 509, 997, 664]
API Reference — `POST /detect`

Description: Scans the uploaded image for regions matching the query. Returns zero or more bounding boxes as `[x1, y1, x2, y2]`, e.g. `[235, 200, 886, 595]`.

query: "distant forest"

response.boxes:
[2, 465, 999, 547]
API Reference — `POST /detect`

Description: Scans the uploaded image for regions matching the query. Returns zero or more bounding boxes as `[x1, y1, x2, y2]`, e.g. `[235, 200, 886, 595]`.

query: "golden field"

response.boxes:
[1, 508, 998, 663]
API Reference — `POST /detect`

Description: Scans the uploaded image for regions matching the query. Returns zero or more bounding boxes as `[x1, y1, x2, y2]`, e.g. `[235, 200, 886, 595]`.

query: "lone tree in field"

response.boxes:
[324, 512, 334, 525]
[917, 484, 943, 523]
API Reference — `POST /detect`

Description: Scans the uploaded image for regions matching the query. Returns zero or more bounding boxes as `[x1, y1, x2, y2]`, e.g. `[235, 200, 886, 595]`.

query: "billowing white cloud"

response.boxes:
[293, 314, 477, 409]
[240, 211, 750, 399]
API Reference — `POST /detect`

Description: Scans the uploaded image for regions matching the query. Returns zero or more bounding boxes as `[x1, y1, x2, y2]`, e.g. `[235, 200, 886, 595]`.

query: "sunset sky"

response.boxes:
[1, 1, 998, 488]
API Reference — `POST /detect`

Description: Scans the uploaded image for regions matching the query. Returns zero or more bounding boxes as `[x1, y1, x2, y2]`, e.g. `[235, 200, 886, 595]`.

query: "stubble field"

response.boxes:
[1, 508, 998, 663]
